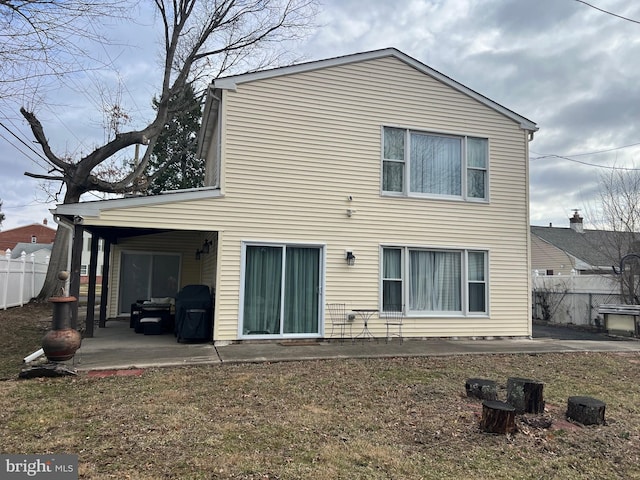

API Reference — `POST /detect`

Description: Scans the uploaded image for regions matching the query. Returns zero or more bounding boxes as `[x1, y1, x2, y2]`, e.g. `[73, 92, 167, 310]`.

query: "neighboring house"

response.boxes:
[53, 48, 538, 343]
[10, 242, 52, 263]
[531, 211, 636, 276]
[0, 219, 56, 252]
[530, 212, 636, 326]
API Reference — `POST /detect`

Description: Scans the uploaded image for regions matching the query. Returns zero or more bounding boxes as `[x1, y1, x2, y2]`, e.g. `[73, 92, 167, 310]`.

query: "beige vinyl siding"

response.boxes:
[531, 234, 575, 276]
[81, 56, 531, 339]
[200, 232, 218, 291]
[210, 57, 530, 338]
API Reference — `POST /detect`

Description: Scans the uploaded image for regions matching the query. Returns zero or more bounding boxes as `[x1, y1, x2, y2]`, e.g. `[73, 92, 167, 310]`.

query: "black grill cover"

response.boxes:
[175, 284, 213, 342]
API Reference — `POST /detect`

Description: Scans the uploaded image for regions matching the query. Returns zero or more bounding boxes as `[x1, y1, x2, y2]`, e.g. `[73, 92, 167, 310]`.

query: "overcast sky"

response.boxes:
[1, 0, 639, 232]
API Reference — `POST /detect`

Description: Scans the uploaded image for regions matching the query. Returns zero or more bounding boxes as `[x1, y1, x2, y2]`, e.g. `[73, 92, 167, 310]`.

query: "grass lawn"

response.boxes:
[1, 303, 640, 479]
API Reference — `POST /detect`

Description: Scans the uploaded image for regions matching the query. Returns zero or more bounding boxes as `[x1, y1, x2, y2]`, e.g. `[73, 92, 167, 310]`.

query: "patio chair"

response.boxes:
[326, 303, 352, 343]
[384, 305, 404, 343]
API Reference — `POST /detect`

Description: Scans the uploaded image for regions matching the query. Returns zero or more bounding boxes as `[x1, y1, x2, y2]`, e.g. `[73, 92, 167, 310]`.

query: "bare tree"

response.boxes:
[19, 0, 317, 299]
[532, 274, 570, 323]
[588, 167, 640, 304]
[0, 0, 130, 102]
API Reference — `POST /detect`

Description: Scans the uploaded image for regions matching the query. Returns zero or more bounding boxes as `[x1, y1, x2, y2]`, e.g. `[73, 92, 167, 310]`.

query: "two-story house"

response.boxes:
[54, 48, 537, 343]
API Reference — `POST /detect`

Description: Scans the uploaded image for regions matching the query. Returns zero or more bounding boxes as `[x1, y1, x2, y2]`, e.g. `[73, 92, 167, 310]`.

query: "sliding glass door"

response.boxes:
[242, 244, 322, 337]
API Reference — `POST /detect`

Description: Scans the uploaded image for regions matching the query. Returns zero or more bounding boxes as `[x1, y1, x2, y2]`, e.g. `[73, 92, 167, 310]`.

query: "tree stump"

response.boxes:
[465, 378, 498, 400]
[507, 377, 545, 414]
[480, 400, 516, 434]
[567, 396, 606, 425]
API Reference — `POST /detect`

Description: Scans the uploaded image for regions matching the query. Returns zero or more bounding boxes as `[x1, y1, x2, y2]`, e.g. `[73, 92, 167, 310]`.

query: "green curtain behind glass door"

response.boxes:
[243, 246, 282, 334]
[284, 247, 319, 334]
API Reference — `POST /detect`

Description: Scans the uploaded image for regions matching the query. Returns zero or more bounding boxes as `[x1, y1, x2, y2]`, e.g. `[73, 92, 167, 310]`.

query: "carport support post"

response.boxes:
[99, 240, 111, 328]
[69, 223, 83, 330]
[85, 234, 100, 337]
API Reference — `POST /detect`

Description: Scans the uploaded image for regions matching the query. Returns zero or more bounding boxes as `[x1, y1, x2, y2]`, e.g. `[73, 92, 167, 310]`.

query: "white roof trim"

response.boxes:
[213, 47, 538, 132]
[53, 187, 221, 218]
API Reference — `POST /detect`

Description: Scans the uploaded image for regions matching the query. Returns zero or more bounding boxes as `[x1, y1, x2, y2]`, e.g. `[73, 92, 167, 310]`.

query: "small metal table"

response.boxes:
[352, 309, 379, 341]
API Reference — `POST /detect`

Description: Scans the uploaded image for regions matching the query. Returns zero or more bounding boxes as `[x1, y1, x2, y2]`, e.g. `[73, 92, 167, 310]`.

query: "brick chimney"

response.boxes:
[569, 210, 584, 233]
[43, 218, 48, 226]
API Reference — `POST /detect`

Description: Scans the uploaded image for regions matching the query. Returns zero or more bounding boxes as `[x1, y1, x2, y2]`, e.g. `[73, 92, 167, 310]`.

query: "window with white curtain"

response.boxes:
[382, 127, 488, 201]
[381, 247, 488, 315]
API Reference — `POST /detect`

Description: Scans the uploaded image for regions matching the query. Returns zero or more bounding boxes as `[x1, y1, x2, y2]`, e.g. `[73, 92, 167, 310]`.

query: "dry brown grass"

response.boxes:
[1, 304, 640, 479]
[0, 302, 51, 378]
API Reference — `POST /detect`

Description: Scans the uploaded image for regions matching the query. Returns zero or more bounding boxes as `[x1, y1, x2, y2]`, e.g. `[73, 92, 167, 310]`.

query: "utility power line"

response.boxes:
[531, 141, 640, 170]
[530, 154, 640, 171]
[574, 0, 640, 25]
[0, 121, 48, 162]
[532, 141, 640, 160]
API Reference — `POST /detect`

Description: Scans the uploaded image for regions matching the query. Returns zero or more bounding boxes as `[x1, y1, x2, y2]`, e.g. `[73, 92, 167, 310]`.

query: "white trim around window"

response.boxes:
[381, 125, 490, 202]
[380, 245, 489, 317]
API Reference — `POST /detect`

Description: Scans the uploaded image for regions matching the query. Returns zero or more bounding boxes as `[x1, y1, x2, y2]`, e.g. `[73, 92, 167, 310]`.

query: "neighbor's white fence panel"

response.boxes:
[0, 249, 50, 310]
[532, 272, 621, 327]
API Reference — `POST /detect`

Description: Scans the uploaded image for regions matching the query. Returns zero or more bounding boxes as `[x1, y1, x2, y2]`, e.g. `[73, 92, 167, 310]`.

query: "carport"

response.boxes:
[52, 187, 221, 338]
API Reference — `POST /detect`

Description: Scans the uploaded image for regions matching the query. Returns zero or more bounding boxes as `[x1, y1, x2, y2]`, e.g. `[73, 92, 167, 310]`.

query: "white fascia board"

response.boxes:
[212, 47, 538, 132]
[213, 49, 398, 90]
[197, 86, 221, 158]
[53, 187, 222, 218]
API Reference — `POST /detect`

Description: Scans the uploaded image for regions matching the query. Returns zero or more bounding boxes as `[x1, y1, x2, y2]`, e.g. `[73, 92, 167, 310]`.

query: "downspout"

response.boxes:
[54, 215, 74, 295]
[526, 129, 534, 338]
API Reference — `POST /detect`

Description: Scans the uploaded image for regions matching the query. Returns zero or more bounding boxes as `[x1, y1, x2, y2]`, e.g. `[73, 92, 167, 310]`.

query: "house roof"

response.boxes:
[530, 225, 637, 270]
[210, 47, 538, 132]
[53, 187, 221, 218]
[0, 222, 56, 252]
[10, 242, 52, 259]
[0, 223, 56, 236]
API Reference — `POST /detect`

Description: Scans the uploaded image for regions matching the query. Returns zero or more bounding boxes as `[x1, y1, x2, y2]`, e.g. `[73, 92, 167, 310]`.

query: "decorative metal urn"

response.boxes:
[42, 272, 82, 362]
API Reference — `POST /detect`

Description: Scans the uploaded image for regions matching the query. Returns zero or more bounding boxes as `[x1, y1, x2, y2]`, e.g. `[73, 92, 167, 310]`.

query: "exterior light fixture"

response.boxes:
[345, 251, 356, 266]
[196, 239, 213, 260]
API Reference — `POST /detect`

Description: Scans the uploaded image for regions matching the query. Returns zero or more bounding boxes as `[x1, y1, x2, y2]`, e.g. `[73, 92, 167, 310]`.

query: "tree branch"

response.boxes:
[19, 107, 69, 171]
[24, 171, 65, 182]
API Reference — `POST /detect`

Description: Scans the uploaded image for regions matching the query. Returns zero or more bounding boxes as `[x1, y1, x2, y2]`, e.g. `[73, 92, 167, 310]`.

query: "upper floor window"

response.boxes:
[382, 127, 488, 201]
[31, 235, 37, 243]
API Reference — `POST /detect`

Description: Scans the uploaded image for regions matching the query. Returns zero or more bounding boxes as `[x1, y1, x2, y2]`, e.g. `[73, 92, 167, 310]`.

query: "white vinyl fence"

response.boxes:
[532, 272, 621, 327]
[0, 250, 49, 310]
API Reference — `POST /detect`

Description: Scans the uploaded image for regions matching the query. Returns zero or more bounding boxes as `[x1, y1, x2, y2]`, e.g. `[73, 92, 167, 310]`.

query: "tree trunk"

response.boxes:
[507, 377, 545, 414]
[567, 396, 606, 425]
[465, 378, 498, 401]
[480, 400, 516, 434]
[36, 227, 70, 301]
[36, 189, 82, 301]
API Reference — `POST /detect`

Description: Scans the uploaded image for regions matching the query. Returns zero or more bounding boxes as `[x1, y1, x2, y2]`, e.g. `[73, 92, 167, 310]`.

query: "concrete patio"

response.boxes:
[59, 317, 640, 372]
